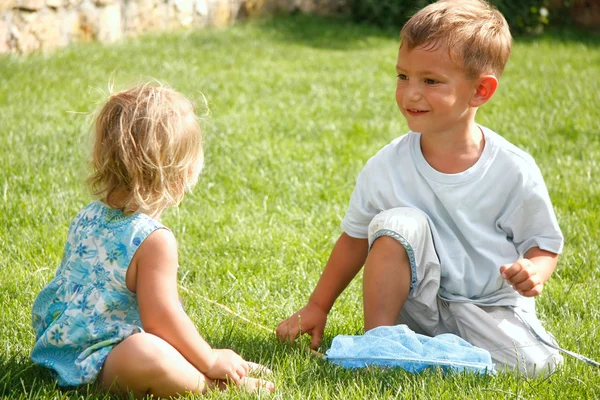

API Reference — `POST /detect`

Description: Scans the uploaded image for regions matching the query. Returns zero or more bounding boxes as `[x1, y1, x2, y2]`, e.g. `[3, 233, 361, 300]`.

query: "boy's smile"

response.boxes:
[395, 44, 479, 138]
[406, 109, 429, 116]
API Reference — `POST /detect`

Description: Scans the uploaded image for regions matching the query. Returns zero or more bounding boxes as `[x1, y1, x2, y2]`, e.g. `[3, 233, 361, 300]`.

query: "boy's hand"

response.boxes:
[205, 349, 249, 384]
[500, 259, 544, 297]
[275, 302, 328, 349]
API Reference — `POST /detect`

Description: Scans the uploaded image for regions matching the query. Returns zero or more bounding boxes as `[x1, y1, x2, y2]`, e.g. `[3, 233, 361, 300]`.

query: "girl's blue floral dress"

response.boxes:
[31, 201, 164, 386]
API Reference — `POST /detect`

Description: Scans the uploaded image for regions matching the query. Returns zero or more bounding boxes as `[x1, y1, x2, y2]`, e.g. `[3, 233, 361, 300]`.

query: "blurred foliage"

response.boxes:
[349, 0, 571, 35]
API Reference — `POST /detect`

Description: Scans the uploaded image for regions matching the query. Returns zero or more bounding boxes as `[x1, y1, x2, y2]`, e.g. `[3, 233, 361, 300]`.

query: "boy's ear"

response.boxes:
[470, 75, 498, 107]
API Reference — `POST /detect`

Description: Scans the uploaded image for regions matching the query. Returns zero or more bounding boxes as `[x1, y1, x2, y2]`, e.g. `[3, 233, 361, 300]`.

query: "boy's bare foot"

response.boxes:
[239, 377, 275, 393]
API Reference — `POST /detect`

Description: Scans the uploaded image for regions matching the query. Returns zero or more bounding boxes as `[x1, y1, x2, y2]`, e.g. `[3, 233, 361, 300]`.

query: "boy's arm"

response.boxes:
[499, 247, 559, 297]
[276, 232, 368, 349]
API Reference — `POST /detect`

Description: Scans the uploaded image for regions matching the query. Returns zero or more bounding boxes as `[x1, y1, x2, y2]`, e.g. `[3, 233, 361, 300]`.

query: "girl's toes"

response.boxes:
[248, 361, 273, 376]
[239, 377, 275, 393]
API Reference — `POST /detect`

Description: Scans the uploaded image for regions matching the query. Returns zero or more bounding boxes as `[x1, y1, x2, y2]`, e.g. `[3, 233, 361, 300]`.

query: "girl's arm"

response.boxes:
[130, 229, 248, 383]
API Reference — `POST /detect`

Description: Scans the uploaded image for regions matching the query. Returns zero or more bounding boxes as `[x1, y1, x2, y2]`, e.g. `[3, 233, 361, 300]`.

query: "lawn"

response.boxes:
[1, 14, 599, 399]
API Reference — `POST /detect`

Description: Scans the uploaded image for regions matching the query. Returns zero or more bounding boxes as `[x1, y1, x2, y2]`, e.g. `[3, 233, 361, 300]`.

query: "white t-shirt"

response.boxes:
[341, 126, 563, 309]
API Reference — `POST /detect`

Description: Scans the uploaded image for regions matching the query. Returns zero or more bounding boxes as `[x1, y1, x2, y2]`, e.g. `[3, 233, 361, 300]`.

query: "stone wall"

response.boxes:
[548, 0, 600, 28]
[3, 0, 594, 55]
[570, 0, 600, 28]
[0, 0, 349, 54]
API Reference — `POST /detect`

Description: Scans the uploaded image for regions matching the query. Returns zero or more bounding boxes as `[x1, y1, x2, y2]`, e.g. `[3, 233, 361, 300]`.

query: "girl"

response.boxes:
[31, 84, 275, 397]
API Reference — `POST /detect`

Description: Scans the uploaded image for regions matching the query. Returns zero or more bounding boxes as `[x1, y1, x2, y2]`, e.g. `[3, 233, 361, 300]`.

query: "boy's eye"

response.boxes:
[424, 78, 437, 84]
[397, 74, 408, 81]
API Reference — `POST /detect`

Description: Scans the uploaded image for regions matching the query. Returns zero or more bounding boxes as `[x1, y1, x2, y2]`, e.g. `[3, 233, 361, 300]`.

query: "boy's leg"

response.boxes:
[363, 235, 411, 330]
[364, 207, 446, 334]
[448, 302, 563, 377]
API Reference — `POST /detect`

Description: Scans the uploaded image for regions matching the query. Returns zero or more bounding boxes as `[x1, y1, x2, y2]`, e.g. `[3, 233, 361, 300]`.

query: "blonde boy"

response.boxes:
[277, 0, 564, 377]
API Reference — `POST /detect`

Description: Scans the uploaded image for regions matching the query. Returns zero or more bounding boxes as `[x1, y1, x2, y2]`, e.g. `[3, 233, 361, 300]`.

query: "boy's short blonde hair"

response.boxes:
[401, 0, 512, 78]
[88, 84, 204, 215]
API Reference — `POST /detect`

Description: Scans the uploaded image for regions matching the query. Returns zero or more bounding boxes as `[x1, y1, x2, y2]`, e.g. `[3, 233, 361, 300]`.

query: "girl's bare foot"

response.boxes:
[239, 377, 275, 393]
[248, 362, 273, 376]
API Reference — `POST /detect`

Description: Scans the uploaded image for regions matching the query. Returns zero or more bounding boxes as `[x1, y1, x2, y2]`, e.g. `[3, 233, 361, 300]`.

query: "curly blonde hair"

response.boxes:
[88, 84, 204, 215]
[401, 0, 512, 78]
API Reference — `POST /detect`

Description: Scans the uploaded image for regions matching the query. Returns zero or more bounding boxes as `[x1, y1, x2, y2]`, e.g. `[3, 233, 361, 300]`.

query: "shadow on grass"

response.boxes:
[249, 14, 400, 50]
[245, 13, 600, 51]
[516, 26, 600, 48]
[0, 353, 52, 398]
[0, 353, 116, 399]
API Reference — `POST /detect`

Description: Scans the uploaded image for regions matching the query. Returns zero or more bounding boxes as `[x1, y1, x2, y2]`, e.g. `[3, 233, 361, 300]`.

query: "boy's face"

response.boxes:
[395, 44, 479, 136]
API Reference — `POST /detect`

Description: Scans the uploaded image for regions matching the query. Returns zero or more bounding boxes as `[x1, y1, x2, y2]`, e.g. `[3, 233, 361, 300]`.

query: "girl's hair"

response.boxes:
[88, 84, 205, 215]
[401, 0, 512, 78]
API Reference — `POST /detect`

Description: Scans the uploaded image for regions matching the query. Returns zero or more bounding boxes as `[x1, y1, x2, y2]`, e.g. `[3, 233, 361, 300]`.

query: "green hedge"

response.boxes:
[349, 0, 553, 35]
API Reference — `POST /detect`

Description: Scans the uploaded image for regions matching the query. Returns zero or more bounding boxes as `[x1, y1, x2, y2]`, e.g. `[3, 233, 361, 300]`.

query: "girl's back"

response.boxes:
[31, 200, 163, 386]
[30, 84, 274, 397]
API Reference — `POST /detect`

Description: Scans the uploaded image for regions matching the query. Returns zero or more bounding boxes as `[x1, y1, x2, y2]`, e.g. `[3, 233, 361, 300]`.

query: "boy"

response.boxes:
[276, 0, 564, 377]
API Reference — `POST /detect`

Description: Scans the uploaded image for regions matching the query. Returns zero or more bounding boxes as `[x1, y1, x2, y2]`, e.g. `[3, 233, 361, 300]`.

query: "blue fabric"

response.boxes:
[325, 325, 495, 374]
[31, 201, 164, 386]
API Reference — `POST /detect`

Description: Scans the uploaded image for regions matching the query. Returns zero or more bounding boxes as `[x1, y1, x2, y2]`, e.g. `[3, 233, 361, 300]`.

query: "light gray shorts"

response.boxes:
[367, 207, 563, 377]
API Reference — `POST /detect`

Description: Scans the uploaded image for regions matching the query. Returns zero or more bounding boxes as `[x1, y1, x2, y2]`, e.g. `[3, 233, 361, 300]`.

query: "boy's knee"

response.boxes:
[527, 352, 563, 378]
[449, 304, 564, 378]
[370, 207, 429, 227]
[369, 235, 405, 251]
[369, 207, 429, 240]
[497, 349, 563, 378]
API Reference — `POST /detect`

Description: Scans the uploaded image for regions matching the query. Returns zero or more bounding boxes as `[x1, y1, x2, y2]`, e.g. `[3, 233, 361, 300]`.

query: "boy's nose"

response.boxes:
[405, 84, 422, 102]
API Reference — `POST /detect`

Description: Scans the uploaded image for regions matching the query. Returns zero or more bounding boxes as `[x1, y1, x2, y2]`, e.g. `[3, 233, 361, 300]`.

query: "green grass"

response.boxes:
[1, 15, 599, 399]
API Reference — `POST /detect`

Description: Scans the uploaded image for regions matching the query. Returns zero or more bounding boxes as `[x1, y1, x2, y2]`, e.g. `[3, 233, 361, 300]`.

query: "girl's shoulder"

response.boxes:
[72, 200, 163, 228]
[67, 201, 166, 248]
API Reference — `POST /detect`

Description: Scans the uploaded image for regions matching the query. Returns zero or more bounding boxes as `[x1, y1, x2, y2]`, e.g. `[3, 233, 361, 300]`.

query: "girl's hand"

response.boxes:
[500, 259, 544, 297]
[205, 349, 249, 384]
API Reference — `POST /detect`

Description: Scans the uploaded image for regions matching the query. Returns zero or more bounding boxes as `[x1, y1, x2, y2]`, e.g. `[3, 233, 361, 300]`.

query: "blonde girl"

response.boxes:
[31, 84, 274, 397]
